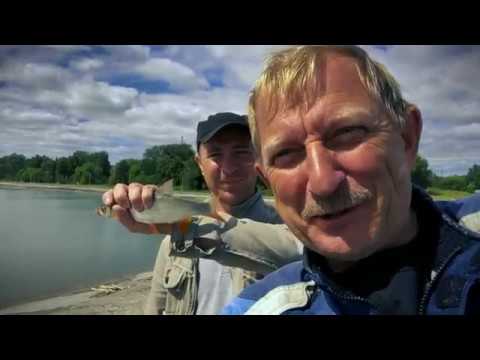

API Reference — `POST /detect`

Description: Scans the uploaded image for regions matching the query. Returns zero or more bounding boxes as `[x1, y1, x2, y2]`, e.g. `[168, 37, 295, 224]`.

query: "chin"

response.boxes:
[218, 191, 245, 205]
[305, 227, 377, 262]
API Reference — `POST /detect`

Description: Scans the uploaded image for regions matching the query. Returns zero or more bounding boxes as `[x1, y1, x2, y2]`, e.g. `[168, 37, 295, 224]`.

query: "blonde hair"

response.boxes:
[248, 45, 409, 153]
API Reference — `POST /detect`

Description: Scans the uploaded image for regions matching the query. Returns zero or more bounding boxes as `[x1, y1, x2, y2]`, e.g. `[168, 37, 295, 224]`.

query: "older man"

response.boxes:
[102, 112, 282, 315]
[217, 45, 480, 315]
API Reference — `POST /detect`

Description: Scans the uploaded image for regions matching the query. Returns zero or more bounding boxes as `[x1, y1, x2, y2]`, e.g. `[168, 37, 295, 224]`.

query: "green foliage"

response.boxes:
[181, 157, 204, 190]
[427, 187, 472, 200]
[411, 155, 433, 189]
[431, 174, 468, 192]
[17, 167, 44, 182]
[109, 159, 130, 185]
[0, 153, 26, 180]
[73, 162, 104, 185]
[128, 160, 142, 183]
[466, 164, 480, 190]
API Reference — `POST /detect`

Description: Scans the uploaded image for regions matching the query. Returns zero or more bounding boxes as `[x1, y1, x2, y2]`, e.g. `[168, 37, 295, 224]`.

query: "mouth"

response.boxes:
[310, 202, 363, 222]
[221, 179, 246, 185]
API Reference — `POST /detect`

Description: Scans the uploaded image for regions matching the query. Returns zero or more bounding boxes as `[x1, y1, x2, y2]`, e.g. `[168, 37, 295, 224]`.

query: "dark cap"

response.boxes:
[196, 112, 249, 148]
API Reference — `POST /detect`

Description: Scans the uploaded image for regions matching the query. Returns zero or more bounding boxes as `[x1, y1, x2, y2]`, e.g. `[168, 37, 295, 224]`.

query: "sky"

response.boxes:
[0, 45, 479, 176]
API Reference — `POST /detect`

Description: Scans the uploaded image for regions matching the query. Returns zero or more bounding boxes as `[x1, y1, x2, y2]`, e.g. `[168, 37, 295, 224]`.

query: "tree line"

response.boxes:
[0, 148, 478, 193]
[411, 155, 479, 193]
[0, 144, 205, 190]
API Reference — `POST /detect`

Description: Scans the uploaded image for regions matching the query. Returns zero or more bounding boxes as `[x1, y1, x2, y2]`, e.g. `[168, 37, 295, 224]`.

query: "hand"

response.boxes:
[102, 183, 168, 234]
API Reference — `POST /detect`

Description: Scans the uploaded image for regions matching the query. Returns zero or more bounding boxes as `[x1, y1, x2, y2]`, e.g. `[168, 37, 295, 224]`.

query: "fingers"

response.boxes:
[101, 182, 163, 235]
[112, 183, 130, 209]
[105, 183, 153, 211]
[102, 189, 114, 206]
[142, 185, 157, 209]
[128, 183, 144, 212]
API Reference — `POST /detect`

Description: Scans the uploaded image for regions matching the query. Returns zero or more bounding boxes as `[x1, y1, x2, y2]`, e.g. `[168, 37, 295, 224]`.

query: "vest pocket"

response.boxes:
[163, 262, 194, 315]
[163, 263, 188, 290]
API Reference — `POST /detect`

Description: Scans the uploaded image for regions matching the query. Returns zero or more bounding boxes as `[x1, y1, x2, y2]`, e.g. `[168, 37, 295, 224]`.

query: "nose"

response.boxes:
[221, 153, 241, 177]
[306, 142, 346, 197]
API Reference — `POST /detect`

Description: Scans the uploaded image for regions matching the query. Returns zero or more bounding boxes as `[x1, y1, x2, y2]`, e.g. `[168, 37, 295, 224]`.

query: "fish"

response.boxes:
[96, 179, 212, 225]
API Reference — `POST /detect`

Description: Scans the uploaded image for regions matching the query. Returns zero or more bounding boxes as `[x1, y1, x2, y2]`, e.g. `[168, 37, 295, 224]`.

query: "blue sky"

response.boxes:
[0, 45, 479, 175]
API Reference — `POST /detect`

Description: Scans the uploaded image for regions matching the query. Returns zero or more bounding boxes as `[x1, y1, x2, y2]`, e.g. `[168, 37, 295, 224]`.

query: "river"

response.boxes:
[0, 187, 163, 309]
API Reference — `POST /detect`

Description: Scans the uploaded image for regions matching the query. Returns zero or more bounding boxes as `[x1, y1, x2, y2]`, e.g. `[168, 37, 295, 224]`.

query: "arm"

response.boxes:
[169, 214, 303, 275]
[101, 183, 302, 275]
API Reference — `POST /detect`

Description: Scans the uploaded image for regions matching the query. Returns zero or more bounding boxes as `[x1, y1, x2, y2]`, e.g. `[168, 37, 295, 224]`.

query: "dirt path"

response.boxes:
[0, 272, 154, 315]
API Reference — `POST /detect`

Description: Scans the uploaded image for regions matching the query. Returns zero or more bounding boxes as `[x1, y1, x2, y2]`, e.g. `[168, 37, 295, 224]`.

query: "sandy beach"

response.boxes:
[0, 272, 154, 315]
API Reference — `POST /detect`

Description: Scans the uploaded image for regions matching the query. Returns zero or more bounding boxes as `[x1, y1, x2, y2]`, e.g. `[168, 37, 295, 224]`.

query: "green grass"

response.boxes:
[427, 187, 472, 201]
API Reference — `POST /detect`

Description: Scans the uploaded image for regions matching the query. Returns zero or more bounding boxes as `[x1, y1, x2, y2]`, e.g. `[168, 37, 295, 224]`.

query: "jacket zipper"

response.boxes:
[318, 284, 373, 309]
[417, 246, 463, 315]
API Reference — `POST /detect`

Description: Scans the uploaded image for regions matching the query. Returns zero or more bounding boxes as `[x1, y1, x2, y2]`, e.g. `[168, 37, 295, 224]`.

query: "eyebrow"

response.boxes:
[262, 108, 373, 156]
[263, 136, 288, 158]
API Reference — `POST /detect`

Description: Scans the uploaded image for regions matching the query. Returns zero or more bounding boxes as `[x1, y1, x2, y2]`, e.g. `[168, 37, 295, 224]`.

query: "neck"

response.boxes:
[211, 190, 256, 215]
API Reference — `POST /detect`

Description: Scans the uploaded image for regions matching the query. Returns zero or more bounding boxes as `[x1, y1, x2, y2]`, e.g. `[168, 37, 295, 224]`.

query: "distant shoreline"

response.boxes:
[0, 181, 109, 193]
[0, 181, 272, 201]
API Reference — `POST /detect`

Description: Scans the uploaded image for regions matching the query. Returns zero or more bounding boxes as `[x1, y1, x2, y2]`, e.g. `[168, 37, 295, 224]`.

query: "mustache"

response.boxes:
[301, 185, 373, 220]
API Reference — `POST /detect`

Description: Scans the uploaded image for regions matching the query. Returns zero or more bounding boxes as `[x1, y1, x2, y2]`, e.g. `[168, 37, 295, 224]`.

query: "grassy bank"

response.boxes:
[427, 187, 472, 201]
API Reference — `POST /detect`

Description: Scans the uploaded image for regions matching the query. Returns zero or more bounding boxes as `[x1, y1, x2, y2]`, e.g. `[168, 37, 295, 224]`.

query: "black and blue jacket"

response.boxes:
[222, 188, 480, 315]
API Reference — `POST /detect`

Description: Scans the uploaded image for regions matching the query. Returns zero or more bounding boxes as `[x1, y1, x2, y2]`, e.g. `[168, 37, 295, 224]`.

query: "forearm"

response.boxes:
[169, 215, 303, 275]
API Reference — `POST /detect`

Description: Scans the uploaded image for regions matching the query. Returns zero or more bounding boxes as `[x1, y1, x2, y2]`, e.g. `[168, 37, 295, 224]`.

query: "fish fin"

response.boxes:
[157, 179, 174, 195]
[177, 216, 192, 235]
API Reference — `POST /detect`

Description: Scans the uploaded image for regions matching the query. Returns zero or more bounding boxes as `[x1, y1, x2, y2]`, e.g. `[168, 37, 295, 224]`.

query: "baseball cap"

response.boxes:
[196, 112, 249, 149]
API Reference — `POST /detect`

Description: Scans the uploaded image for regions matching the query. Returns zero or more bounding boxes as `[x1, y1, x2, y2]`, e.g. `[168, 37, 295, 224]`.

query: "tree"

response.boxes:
[0, 153, 26, 180]
[143, 144, 195, 186]
[128, 160, 143, 183]
[56, 157, 74, 183]
[411, 155, 433, 189]
[73, 162, 103, 185]
[434, 175, 468, 191]
[466, 164, 480, 190]
[90, 151, 111, 182]
[17, 167, 43, 182]
[109, 160, 130, 185]
[40, 157, 56, 183]
[181, 158, 204, 190]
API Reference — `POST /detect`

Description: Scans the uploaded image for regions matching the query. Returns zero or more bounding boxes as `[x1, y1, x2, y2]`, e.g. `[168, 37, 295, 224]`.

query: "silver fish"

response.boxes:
[96, 179, 212, 224]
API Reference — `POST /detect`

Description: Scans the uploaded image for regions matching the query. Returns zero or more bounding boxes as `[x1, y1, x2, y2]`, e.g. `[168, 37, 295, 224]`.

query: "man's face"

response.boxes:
[255, 55, 420, 264]
[197, 126, 257, 206]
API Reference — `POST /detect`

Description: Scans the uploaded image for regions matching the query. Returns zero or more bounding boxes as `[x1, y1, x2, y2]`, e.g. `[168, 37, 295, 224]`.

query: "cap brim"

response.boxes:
[198, 120, 249, 144]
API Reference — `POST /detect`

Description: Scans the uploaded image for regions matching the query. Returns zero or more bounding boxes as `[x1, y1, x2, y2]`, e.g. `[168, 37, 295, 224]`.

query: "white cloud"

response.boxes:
[135, 58, 209, 91]
[70, 58, 104, 72]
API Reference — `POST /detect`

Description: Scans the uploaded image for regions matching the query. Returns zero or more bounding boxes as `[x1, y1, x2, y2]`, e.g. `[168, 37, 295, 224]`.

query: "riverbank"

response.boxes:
[0, 272, 153, 315]
[0, 181, 272, 201]
[0, 181, 109, 193]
